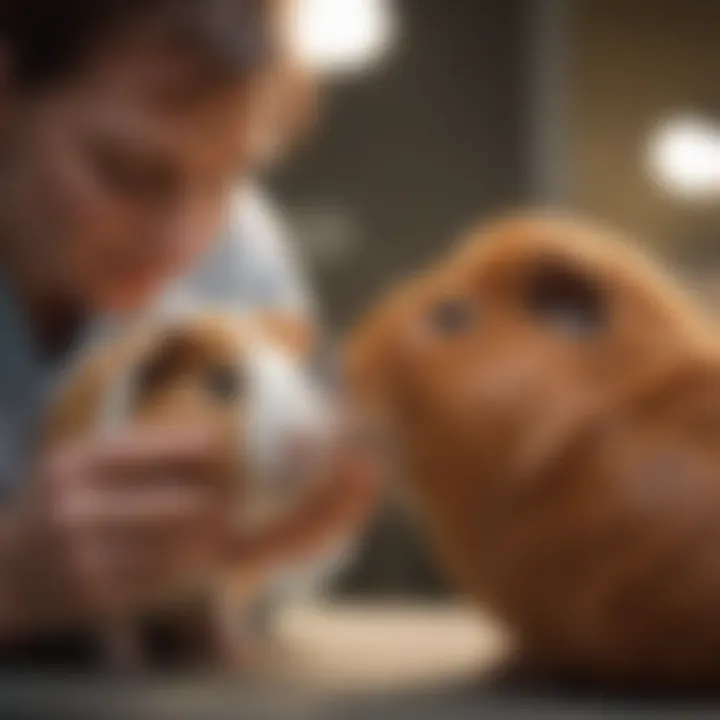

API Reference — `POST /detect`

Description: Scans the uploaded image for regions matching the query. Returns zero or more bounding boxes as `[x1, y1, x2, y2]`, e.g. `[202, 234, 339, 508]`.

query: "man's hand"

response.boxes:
[3, 427, 231, 635]
[0, 428, 380, 639]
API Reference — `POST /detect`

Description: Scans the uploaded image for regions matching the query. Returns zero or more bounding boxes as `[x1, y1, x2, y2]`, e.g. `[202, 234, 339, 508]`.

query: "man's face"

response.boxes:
[0, 44, 264, 312]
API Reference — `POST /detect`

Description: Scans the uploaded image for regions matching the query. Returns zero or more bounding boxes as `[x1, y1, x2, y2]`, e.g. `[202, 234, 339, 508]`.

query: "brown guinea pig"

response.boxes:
[346, 214, 720, 689]
[45, 310, 335, 671]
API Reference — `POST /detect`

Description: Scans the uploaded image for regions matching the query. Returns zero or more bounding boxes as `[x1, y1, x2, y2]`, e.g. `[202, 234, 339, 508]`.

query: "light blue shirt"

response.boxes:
[0, 187, 312, 497]
[161, 187, 312, 317]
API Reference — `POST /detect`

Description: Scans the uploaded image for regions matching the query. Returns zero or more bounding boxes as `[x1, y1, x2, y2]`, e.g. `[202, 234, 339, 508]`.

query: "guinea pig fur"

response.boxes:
[346, 214, 720, 689]
[44, 311, 334, 671]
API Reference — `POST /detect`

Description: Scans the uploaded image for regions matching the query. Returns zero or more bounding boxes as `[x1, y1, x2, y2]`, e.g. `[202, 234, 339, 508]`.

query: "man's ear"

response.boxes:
[257, 312, 316, 358]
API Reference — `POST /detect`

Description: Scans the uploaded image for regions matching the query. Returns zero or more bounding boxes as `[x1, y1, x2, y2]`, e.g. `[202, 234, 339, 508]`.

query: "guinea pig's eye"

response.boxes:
[204, 365, 246, 403]
[525, 262, 605, 338]
[429, 298, 475, 335]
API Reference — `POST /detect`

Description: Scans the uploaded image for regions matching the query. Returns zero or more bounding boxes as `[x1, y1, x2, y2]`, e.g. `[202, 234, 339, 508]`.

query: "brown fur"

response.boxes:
[347, 214, 720, 688]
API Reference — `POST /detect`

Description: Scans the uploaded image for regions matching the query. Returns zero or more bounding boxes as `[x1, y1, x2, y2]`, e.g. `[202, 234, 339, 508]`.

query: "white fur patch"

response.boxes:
[242, 341, 332, 528]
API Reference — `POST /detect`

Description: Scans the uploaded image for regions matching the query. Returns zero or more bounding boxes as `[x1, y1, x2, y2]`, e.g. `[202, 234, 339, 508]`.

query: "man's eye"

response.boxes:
[205, 366, 246, 403]
[428, 298, 475, 335]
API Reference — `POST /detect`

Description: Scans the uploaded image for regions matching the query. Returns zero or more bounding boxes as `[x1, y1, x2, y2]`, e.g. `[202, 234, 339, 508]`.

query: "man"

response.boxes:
[0, 0, 376, 658]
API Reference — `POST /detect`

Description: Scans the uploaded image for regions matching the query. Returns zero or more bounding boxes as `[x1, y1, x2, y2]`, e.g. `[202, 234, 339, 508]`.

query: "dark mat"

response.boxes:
[0, 677, 720, 720]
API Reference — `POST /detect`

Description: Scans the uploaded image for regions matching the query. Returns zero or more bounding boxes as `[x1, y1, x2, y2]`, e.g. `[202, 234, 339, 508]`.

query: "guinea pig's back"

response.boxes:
[497, 358, 720, 687]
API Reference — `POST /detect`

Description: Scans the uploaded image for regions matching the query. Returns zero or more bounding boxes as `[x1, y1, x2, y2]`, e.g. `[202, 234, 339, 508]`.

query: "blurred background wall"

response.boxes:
[268, 0, 720, 597]
[566, 0, 720, 300]
[273, 0, 537, 331]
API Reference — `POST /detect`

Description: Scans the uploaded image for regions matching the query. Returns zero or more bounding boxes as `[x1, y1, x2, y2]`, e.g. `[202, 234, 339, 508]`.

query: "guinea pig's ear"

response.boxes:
[524, 255, 607, 337]
[257, 312, 315, 358]
[134, 327, 200, 399]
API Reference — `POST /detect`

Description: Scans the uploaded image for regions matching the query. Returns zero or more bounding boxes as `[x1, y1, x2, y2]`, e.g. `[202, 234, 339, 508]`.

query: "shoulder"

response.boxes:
[162, 186, 314, 318]
[238, 186, 290, 259]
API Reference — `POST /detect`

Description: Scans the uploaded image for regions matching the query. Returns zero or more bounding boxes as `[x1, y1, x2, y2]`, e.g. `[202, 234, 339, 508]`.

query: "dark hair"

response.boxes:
[0, 0, 278, 89]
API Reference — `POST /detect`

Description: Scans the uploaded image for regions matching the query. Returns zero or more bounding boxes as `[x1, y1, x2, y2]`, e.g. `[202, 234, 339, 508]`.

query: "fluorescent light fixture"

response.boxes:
[293, 0, 396, 75]
[647, 114, 720, 199]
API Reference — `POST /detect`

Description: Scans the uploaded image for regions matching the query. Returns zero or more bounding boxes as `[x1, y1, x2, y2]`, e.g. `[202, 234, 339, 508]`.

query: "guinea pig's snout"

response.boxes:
[246, 344, 333, 496]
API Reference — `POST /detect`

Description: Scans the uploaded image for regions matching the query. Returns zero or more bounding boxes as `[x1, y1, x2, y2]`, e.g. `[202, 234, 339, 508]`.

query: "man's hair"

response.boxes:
[0, 0, 278, 89]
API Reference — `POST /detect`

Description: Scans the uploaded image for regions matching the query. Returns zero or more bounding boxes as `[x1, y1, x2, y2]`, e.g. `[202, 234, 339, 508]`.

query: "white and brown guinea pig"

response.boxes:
[347, 213, 720, 689]
[45, 310, 335, 670]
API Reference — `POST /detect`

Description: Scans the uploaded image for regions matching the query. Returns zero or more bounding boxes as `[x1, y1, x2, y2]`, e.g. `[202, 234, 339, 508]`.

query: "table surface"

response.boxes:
[2, 603, 720, 719]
